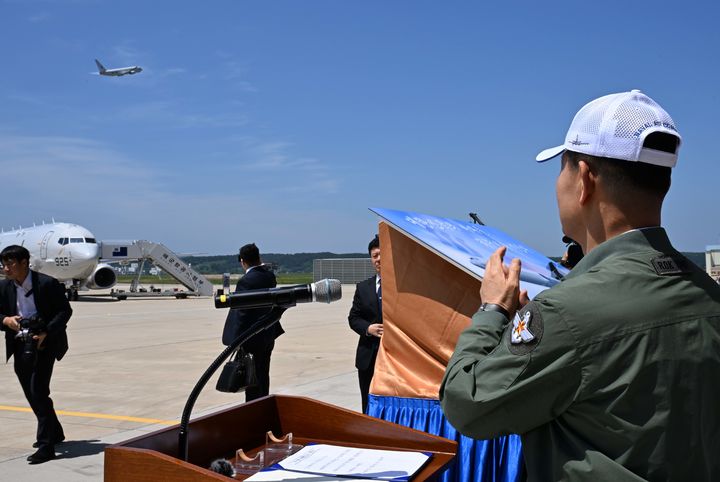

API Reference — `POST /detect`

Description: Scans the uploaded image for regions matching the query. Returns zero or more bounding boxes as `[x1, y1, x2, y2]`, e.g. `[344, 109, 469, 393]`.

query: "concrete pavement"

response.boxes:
[0, 284, 361, 480]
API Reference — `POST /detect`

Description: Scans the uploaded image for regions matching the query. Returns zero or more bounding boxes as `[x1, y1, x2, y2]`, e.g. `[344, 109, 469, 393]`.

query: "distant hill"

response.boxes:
[186, 251, 708, 274]
[185, 252, 368, 274]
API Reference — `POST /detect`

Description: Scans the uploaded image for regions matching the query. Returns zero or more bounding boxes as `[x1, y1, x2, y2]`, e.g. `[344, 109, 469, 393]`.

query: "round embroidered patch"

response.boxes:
[507, 302, 544, 355]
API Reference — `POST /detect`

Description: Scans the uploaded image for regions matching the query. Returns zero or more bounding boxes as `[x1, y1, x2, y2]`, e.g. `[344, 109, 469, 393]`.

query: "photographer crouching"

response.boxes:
[0, 245, 72, 464]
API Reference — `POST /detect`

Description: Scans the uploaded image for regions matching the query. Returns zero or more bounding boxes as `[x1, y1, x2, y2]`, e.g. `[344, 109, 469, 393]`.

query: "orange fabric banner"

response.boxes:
[370, 222, 481, 399]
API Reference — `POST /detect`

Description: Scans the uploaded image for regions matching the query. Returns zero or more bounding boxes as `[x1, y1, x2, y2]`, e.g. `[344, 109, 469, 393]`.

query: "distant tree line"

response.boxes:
[184, 251, 707, 275]
[184, 252, 368, 274]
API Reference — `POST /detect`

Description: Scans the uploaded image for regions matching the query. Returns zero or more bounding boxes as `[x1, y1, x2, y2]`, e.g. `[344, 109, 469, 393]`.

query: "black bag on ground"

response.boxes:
[216, 347, 257, 393]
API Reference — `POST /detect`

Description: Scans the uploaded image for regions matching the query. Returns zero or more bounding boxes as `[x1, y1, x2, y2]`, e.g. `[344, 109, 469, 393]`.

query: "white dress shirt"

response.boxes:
[15, 273, 37, 319]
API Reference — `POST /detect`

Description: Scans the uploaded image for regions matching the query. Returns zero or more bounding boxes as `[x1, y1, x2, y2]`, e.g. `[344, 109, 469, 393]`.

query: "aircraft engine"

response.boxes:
[85, 263, 117, 289]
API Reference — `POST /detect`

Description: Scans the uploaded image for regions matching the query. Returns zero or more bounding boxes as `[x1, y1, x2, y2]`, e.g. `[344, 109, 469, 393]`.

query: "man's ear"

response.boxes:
[577, 159, 596, 205]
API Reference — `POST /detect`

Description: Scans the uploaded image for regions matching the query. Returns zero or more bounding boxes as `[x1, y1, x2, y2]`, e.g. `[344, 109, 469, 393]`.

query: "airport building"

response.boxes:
[706, 245, 720, 283]
[313, 258, 375, 284]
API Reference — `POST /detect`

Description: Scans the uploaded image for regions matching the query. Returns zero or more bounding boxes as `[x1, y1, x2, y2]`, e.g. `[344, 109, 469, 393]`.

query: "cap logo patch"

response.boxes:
[511, 311, 535, 344]
[569, 134, 589, 146]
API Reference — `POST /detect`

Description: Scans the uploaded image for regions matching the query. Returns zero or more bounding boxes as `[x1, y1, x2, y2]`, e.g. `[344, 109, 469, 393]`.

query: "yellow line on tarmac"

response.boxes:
[0, 405, 177, 426]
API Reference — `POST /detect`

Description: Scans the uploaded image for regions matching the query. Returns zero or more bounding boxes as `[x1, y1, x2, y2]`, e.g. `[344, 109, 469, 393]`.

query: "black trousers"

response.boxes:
[358, 365, 375, 414]
[13, 342, 64, 448]
[245, 339, 274, 402]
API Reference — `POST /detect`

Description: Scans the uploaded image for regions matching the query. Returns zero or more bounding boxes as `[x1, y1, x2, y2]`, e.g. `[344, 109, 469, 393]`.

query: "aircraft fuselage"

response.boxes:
[0, 223, 100, 282]
[94, 59, 143, 77]
[100, 66, 143, 76]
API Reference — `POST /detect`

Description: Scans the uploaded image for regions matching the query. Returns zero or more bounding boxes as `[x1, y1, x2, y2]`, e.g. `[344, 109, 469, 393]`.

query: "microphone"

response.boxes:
[214, 278, 342, 309]
[209, 459, 235, 477]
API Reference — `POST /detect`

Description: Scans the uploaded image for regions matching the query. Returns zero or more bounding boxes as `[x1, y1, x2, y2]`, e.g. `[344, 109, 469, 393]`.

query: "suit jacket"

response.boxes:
[0, 270, 73, 362]
[221, 265, 285, 350]
[348, 275, 382, 371]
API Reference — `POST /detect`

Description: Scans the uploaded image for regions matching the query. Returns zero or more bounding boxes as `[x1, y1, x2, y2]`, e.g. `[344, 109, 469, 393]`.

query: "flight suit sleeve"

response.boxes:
[440, 299, 582, 439]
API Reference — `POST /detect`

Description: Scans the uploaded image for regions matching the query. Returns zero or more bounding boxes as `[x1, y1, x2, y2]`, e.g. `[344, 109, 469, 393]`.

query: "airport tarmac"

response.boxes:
[0, 283, 362, 481]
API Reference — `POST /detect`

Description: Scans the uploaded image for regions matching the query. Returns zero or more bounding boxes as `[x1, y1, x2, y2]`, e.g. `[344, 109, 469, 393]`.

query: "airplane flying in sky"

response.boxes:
[94, 58, 143, 77]
[0, 222, 116, 299]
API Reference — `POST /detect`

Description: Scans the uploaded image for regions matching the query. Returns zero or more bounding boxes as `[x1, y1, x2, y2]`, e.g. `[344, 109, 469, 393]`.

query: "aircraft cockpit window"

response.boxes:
[85, 238, 97, 244]
[57, 238, 69, 245]
[70, 237, 84, 243]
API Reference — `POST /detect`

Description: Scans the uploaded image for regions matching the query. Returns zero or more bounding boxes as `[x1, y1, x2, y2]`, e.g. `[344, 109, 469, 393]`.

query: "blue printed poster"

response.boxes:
[370, 207, 568, 299]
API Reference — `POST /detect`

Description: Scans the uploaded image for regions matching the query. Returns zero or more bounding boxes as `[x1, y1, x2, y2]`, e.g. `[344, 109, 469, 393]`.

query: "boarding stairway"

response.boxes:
[100, 240, 214, 297]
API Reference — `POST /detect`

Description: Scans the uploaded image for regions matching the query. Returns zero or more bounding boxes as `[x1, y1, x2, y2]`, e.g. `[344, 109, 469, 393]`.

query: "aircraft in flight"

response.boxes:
[94, 58, 143, 77]
[0, 222, 116, 300]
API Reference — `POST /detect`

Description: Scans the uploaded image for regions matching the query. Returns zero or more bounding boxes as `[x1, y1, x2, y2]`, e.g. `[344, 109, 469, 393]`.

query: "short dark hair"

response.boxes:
[238, 243, 261, 265]
[564, 131, 676, 200]
[1, 245, 30, 263]
[564, 150, 671, 201]
[368, 235, 380, 254]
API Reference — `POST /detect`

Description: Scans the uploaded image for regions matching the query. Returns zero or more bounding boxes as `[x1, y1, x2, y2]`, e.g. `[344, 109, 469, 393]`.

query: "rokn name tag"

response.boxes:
[651, 256, 690, 276]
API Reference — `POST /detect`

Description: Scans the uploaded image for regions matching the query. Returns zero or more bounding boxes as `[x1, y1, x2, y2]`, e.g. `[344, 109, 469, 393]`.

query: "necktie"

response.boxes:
[377, 279, 382, 315]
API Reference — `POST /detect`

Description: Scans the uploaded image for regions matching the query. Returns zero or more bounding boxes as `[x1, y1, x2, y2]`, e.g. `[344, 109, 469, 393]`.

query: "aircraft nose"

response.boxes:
[73, 243, 100, 261]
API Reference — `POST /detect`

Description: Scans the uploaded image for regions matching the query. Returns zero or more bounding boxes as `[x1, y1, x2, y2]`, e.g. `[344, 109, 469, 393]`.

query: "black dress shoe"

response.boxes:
[32, 435, 65, 449]
[27, 447, 56, 464]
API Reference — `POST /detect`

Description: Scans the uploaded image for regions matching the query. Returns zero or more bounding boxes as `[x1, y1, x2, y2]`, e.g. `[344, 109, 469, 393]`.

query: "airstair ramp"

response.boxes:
[101, 240, 213, 297]
[706, 245, 720, 281]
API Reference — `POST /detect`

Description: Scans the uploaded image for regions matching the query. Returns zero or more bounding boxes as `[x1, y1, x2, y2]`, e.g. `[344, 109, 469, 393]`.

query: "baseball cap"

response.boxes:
[536, 90, 681, 167]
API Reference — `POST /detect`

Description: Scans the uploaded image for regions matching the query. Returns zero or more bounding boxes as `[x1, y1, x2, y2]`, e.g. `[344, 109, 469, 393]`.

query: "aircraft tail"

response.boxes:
[94, 59, 106, 73]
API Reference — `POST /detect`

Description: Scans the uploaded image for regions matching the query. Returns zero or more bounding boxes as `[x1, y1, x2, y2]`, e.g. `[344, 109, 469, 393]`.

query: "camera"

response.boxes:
[14, 314, 46, 364]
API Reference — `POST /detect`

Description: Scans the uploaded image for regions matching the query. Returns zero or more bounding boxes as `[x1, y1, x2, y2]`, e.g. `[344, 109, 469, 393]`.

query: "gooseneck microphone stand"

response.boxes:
[178, 307, 285, 461]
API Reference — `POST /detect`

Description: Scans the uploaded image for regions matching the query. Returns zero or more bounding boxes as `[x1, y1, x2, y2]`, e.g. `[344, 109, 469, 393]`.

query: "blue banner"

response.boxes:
[370, 207, 567, 299]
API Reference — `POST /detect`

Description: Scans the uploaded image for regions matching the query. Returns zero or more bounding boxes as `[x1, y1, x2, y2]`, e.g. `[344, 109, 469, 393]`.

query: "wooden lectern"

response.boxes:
[105, 395, 457, 481]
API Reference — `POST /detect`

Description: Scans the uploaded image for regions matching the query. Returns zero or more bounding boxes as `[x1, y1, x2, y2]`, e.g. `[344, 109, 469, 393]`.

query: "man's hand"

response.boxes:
[367, 323, 384, 337]
[33, 332, 47, 349]
[2, 315, 21, 332]
[480, 246, 529, 318]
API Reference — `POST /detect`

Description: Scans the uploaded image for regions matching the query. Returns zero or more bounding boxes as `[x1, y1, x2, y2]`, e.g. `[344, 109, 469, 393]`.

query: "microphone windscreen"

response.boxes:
[209, 458, 235, 477]
[313, 279, 342, 303]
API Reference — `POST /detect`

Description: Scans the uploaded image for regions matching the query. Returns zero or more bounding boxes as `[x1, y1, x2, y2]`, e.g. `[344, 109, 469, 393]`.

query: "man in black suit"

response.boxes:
[348, 235, 383, 413]
[222, 243, 284, 401]
[0, 245, 72, 464]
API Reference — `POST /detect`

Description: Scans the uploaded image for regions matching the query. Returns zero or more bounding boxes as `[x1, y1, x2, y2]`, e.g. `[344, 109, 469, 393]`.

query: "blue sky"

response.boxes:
[1, 1, 718, 256]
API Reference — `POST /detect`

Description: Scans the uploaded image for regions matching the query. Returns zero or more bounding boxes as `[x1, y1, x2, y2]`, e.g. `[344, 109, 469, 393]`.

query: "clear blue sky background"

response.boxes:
[1, 1, 718, 256]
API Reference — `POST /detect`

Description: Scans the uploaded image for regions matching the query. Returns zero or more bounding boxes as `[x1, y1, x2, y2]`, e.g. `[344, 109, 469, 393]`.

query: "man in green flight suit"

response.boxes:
[440, 90, 720, 481]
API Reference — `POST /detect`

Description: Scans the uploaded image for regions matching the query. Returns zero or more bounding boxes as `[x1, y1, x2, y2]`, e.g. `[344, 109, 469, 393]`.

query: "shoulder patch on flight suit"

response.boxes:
[507, 302, 544, 355]
[651, 256, 692, 276]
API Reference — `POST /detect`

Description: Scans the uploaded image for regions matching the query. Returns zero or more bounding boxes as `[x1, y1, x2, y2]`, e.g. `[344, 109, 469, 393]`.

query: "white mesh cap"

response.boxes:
[536, 90, 682, 167]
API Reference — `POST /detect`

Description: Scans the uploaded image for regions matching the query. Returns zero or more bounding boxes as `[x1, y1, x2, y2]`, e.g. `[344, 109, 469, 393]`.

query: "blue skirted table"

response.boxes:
[368, 395, 524, 482]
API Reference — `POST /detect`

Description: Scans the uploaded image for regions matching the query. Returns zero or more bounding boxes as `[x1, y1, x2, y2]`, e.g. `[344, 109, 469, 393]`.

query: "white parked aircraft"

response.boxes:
[0, 222, 116, 300]
[0, 222, 214, 300]
[94, 58, 143, 77]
